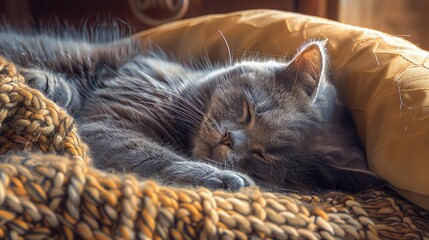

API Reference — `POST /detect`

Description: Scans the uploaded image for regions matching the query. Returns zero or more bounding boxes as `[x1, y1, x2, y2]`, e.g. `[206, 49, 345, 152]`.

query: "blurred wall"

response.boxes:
[339, 0, 429, 50]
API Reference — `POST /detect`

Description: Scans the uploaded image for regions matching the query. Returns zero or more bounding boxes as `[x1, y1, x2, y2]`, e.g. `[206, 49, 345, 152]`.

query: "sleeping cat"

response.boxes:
[0, 28, 384, 193]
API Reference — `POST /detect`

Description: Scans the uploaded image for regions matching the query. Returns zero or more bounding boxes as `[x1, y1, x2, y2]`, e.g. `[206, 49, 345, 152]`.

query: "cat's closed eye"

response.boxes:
[251, 150, 265, 160]
[239, 97, 255, 126]
[250, 146, 272, 163]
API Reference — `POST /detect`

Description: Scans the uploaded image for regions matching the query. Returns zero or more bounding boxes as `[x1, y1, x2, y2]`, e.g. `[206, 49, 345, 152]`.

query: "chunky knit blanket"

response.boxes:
[0, 56, 428, 239]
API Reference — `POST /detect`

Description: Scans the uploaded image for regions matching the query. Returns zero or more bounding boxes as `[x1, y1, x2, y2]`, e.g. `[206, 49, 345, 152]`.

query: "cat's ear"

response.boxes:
[282, 41, 330, 98]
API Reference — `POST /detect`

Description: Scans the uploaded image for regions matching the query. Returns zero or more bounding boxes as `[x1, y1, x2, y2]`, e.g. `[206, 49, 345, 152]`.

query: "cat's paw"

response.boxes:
[200, 170, 255, 191]
[159, 161, 255, 191]
[21, 68, 55, 97]
[20, 68, 77, 109]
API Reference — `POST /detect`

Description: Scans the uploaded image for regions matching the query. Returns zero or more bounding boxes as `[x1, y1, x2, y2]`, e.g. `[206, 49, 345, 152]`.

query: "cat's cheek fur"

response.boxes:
[190, 119, 221, 159]
[191, 125, 236, 164]
[191, 142, 209, 159]
[211, 145, 230, 162]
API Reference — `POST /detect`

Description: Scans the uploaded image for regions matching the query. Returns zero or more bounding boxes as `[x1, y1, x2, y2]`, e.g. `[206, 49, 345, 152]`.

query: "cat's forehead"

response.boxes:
[202, 59, 286, 87]
[251, 101, 319, 146]
[235, 60, 285, 72]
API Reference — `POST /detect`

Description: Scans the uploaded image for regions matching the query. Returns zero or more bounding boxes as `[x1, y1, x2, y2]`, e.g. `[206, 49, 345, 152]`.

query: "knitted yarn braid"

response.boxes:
[0, 57, 428, 239]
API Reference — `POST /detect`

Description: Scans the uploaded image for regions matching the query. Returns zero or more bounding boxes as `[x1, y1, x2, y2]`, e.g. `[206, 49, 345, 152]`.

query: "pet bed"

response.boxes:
[0, 10, 428, 239]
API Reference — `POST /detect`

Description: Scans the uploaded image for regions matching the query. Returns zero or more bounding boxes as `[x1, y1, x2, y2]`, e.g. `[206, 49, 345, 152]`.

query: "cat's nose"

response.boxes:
[221, 130, 248, 152]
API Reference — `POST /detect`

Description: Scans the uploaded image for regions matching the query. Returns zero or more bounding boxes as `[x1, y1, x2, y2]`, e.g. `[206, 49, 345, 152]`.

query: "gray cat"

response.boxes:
[0, 28, 384, 193]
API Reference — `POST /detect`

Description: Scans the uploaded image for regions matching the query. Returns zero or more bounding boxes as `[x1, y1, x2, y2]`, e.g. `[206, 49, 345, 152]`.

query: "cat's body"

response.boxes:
[0, 28, 383, 193]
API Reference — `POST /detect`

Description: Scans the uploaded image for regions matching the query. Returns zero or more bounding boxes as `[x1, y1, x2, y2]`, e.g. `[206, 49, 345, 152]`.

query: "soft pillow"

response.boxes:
[134, 10, 429, 210]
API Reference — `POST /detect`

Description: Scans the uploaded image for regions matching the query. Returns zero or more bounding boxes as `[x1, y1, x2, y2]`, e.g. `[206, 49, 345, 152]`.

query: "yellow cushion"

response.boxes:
[134, 10, 429, 210]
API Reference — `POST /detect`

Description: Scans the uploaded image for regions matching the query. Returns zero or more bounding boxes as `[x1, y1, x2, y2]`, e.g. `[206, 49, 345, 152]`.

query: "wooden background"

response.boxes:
[0, 0, 334, 30]
[0, 0, 427, 50]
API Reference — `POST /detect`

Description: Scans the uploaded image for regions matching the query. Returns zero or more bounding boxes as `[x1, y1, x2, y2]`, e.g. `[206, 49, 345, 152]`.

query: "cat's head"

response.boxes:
[190, 41, 383, 193]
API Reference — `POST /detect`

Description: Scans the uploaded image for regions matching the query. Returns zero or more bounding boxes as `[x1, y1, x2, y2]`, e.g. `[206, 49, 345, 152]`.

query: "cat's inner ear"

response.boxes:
[282, 41, 328, 97]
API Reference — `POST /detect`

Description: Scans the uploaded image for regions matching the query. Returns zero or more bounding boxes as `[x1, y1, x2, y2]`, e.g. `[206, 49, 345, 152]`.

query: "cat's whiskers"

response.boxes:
[110, 75, 206, 125]
[97, 98, 184, 143]
[94, 86, 186, 141]
[208, 117, 221, 130]
[180, 77, 208, 107]
[149, 99, 201, 124]
[131, 79, 208, 120]
[96, 95, 172, 129]
[217, 30, 233, 65]
[200, 157, 248, 173]
[121, 96, 201, 130]
[106, 85, 207, 136]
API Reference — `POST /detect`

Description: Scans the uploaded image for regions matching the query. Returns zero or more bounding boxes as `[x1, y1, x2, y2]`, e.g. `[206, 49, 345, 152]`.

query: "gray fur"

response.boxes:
[0, 29, 384, 193]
